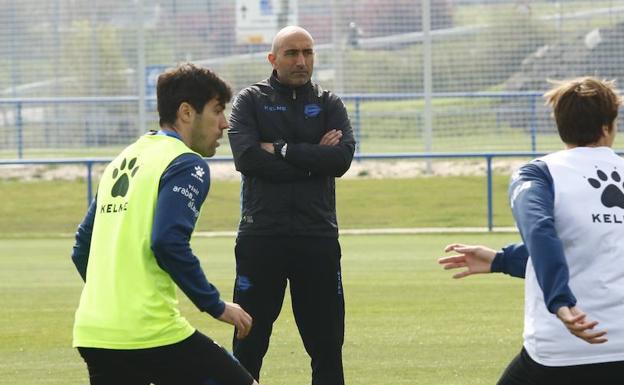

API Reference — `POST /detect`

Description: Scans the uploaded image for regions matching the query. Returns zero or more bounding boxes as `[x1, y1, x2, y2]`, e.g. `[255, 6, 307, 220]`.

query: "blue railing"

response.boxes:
[0, 152, 551, 231]
[355, 151, 546, 231]
[1, 92, 546, 158]
[0, 96, 140, 159]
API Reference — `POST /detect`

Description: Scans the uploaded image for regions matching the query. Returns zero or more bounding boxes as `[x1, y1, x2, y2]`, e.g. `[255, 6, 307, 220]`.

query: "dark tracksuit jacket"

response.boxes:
[228, 70, 356, 237]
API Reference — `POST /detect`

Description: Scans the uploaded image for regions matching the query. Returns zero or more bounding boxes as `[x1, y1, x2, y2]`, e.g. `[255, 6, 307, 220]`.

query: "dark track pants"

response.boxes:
[77, 331, 254, 385]
[232, 236, 345, 385]
[497, 347, 624, 385]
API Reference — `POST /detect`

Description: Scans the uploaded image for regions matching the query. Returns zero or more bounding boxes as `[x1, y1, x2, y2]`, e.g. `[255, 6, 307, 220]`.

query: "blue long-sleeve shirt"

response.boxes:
[71, 132, 226, 318]
[491, 243, 528, 278]
[491, 160, 577, 314]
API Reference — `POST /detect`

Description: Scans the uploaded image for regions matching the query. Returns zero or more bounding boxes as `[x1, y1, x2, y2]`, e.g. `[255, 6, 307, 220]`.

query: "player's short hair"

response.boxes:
[544, 77, 621, 146]
[157, 63, 232, 127]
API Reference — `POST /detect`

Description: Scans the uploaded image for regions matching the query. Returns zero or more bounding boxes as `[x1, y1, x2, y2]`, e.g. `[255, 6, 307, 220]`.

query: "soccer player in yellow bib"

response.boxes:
[71, 63, 259, 385]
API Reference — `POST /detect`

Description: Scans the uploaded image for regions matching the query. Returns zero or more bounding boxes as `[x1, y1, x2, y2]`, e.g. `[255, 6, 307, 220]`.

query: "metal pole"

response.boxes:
[486, 156, 493, 231]
[52, 0, 62, 148]
[137, 0, 147, 133]
[16, 102, 23, 159]
[277, 0, 290, 29]
[89, 0, 100, 109]
[172, 0, 178, 61]
[331, 0, 344, 94]
[422, 0, 433, 173]
[87, 162, 94, 206]
[530, 94, 537, 152]
[9, 1, 21, 158]
[354, 97, 361, 158]
[90, 0, 100, 146]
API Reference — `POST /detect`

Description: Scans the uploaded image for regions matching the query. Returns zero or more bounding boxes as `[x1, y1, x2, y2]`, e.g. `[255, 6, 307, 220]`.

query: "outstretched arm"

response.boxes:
[439, 242, 528, 279]
[439, 243, 497, 279]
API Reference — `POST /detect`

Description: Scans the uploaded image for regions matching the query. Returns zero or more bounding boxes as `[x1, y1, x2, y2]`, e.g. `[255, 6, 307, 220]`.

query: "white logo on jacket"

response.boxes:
[191, 166, 205, 183]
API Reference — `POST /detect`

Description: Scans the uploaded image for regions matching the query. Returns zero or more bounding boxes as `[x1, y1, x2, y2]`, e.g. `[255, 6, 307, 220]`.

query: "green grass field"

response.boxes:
[0, 233, 524, 385]
[0, 175, 516, 237]
[1, 174, 525, 384]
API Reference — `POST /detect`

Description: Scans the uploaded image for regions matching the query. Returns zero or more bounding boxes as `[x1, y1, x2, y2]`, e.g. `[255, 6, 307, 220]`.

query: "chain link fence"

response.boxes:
[2, 0, 624, 158]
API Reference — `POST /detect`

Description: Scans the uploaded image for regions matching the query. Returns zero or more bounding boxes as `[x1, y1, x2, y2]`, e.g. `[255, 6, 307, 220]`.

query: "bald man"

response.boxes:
[228, 26, 355, 385]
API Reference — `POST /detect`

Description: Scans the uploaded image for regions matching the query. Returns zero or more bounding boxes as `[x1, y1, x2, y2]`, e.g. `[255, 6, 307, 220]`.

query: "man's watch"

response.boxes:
[274, 140, 287, 159]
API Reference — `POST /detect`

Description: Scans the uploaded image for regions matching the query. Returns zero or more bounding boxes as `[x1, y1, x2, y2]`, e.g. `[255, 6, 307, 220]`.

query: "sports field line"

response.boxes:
[193, 227, 519, 237]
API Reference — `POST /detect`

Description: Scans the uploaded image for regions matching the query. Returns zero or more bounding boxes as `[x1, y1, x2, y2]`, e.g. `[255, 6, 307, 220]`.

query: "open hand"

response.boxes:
[556, 306, 607, 344]
[438, 243, 497, 279]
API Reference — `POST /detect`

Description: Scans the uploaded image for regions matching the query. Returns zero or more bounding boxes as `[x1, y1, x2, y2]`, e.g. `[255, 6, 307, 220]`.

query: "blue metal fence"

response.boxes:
[0, 152, 554, 231]
[0, 96, 142, 158]
[0, 91, 605, 232]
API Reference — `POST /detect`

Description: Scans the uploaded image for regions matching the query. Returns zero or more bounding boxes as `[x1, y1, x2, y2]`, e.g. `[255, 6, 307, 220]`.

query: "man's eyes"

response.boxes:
[284, 50, 314, 56]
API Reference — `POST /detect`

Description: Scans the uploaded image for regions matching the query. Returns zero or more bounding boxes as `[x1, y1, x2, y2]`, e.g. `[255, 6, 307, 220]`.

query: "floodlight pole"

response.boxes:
[422, 0, 433, 173]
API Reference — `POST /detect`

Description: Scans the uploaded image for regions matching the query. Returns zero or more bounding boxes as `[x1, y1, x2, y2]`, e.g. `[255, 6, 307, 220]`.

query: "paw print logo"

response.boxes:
[194, 165, 205, 179]
[587, 167, 624, 209]
[111, 157, 139, 198]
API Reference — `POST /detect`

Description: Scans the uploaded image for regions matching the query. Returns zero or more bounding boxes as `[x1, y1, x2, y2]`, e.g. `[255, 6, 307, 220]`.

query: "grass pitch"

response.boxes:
[0, 175, 515, 237]
[1, 233, 524, 385]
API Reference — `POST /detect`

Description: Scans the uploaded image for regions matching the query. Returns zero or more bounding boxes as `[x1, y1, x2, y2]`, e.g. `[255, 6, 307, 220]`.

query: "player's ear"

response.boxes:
[177, 102, 195, 124]
[268, 52, 277, 68]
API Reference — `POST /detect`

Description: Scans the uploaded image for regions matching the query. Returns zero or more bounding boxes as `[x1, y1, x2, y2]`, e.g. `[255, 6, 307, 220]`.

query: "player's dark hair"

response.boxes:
[157, 63, 232, 127]
[544, 77, 621, 146]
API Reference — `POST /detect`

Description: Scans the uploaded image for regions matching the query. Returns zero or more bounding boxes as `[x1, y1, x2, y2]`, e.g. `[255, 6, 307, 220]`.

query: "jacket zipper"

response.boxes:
[290, 87, 299, 235]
